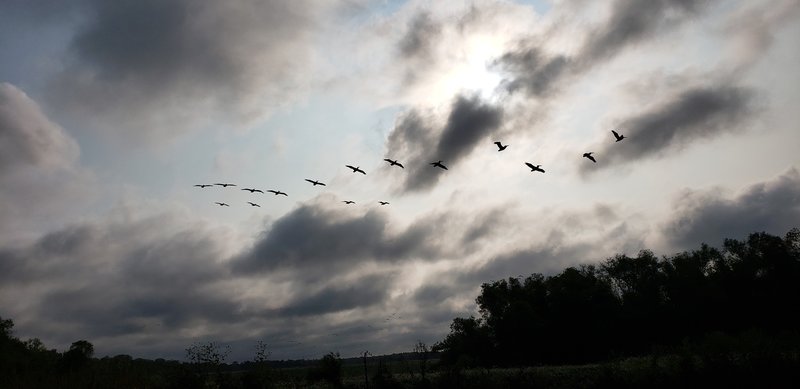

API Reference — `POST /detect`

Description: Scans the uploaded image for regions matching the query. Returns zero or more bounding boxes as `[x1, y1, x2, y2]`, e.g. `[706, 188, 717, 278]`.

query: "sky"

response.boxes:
[1, 0, 798, 362]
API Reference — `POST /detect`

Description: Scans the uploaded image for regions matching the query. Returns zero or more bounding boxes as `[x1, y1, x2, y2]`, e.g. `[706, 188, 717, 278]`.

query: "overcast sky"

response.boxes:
[1, 0, 798, 362]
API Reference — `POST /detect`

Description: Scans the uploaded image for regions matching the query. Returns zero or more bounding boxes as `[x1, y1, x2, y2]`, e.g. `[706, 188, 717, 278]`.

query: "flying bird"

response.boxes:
[194, 184, 213, 188]
[494, 141, 508, 151]
[583, 152, 596, 163]
[214, 183, 236, 188]
[267, 190, 288, 196]
[379, 201, 389, 205]
[346, 165, 366, 175]
[241, 188, 264, 194]
[343, 200, 355, 204]
[612, 130, 626, 142]
[247, 202, 261, 207]
[215, 202, 229, 207]
[305, 179, 326, 186]
[525, 162, 545, 173]
[430, 160, 448, 170]
[384, 158, 404, 168]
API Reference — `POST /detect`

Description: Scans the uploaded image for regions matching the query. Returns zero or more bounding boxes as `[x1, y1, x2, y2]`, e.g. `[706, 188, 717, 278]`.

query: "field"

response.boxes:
[254, 350, 800, 389]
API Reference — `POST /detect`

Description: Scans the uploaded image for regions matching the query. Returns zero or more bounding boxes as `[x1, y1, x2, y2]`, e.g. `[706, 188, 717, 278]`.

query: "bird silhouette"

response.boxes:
[612, 130, 626, 142]
[194, 184, 213, 188]
[525, 162, 545, 173]
[305, 179, 326, 186]
[241, 188, 264, 193]
[215, 202, 229, 207]
[583, 152, 597, 163]
[384, 158, 404, 168]
[267, 190, 288, 196]
[379, 201, 389, 205]
[494, 141, 508, 151]
[430, 160, 448, 170]
[214, 183, 236, 187]
[346, 165, 366, 175]
[247, 202, 260, 207]
[343, 200, 355, 204]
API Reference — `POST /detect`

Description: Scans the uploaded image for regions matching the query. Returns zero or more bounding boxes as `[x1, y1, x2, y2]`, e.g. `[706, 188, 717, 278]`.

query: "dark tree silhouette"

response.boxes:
[435, 228, 800, 367]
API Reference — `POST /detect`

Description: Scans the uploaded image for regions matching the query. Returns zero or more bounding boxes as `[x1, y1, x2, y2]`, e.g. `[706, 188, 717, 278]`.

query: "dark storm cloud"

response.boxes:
[663, 168, 800, 250]
[274, 274, 394, 317]
[42, 0, 326, 142]
[496, 0, 715, 98]
[581, 84, 755, 172]
[0, 212, 240, 344]
[234, 204, 441, 274]
[386, 95, 503, 193]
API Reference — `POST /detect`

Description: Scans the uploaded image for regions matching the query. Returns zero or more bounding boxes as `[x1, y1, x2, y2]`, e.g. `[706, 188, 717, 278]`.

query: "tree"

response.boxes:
[308, 352, 343, 388]
[61, 340, 94, 371]
[433, 317, 493, 367]
[414, 341, 430, 380]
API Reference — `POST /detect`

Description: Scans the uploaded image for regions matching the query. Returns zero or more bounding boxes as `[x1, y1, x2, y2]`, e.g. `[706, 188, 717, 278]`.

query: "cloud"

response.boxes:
[274, 273, 394, 317]
[722, 0, 800, 71]
[385, 94, 503, 193]
[496, 0, 716, 98]
[663, 168, 800, 249]
[580, 83, 755, 172]
[495, 47, 570, 97]
[398, 11, 443, 85]
[234, 203, 442, 275]
[0, 82, 78, 176]
[399, 11, 442, 60]
[0, 210, 241, 352]
[0, 83, 92, 245]
[44, 0, 333, 143]
[577, 0, 709, 65]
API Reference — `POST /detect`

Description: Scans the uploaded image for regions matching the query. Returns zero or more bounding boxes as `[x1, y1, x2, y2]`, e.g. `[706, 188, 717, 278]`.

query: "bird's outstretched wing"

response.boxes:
[525, 162, 535, 169]
[346, 165, 357, 171]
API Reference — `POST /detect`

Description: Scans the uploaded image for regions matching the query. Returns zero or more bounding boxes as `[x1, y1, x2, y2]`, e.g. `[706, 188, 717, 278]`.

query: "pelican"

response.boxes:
[525, 162, 545, 173]
[346, 165, 366, 175]
[247, 202, 261, 207]
[612, 130, 626, 142]
[430, 160, 448, 170]
[214, 183, 236, 188]
[267, 190, 288, 196]
[494, 141, 508, 151]
[379, 201, 389, 205]
[241, 188, 264, 194]
[384, 158, 404, 168]
[215, 202, 229, 207]
[343, 200, 355, 204]
[194, 184, 213, 188]
[583, 152, 596, 163]
[305, 179, 326, 186]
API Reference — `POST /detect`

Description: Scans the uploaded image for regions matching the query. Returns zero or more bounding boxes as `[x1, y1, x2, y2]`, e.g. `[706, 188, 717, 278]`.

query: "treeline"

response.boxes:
[433, 229, 800, 367]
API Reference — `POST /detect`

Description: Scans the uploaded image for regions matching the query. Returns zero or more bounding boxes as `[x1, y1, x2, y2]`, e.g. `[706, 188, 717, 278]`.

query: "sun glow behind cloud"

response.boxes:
[441, 36, 505, 100]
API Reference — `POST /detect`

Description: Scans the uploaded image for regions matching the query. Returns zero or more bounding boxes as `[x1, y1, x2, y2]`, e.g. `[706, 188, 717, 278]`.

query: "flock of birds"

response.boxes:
[195, 130, 627, 207]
